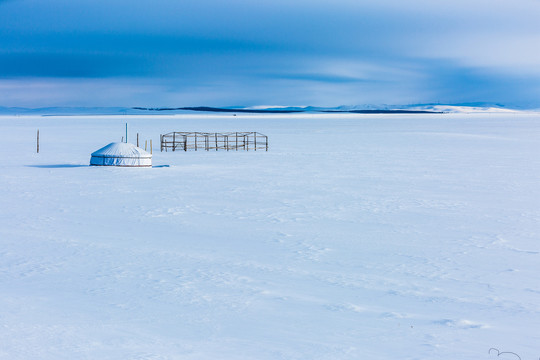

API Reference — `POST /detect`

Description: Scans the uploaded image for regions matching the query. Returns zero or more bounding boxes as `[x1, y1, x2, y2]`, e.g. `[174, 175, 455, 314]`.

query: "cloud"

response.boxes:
[415, 33, 540, 75]
[3, 58, 538, 108]
[0, 52, 153, 78]
[0, 78, 172, 107]
[0, 0, 539, 106]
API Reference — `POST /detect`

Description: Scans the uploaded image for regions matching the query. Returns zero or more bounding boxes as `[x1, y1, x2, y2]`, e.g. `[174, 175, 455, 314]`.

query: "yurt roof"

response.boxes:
[91, 142, 152, 158]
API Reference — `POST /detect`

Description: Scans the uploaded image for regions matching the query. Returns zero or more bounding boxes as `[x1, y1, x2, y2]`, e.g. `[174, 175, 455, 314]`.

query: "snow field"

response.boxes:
[0, 113, 539, 359]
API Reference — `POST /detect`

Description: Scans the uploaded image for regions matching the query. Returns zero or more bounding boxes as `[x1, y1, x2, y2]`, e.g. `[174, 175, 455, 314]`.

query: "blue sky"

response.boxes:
[1, 0, 540, 107]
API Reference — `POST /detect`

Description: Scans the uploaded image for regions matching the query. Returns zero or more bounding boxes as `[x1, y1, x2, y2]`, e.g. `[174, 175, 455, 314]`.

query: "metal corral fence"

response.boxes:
[160, 132, 268, 152]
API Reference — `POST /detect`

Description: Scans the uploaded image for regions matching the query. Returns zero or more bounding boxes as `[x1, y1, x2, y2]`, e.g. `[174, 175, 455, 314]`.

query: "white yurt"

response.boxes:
[90, 142, 152, 167]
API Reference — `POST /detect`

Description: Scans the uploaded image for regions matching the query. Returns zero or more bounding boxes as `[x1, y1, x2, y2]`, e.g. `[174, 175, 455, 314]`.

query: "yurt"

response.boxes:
[90, 142, 152, 167]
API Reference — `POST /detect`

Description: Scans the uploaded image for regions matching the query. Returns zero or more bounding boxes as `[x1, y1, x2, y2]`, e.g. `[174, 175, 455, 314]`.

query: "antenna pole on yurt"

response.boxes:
[125, 123, 128, 143]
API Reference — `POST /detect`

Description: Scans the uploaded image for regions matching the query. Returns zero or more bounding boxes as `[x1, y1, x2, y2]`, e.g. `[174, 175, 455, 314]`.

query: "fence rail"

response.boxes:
[160, 132, 268, 152]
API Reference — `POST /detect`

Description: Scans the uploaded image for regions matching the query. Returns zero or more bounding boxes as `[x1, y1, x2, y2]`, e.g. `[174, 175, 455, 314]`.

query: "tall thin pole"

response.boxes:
[125, 123, 128, 143]
[37, 129, 39, 153]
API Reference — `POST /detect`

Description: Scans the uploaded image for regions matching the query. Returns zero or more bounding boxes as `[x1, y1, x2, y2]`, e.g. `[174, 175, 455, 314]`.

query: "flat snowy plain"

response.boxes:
[0, 113, 539, 360]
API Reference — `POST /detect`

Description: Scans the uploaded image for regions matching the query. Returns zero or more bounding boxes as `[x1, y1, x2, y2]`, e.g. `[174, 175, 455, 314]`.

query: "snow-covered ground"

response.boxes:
[1, 113, 539, 360]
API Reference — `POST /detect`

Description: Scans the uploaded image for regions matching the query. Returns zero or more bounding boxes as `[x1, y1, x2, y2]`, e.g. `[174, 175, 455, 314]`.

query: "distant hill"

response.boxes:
[132, 106, 305, 114]
[132, 106, 443, 114]
[0, 103, 536, 115]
